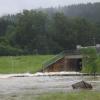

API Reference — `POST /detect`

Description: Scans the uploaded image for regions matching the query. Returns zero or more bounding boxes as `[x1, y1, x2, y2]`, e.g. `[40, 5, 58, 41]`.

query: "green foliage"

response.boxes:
[80, 47, 97, 58]
[80, 47, 98, 73]
[0, 44, 23, 56]
[0, 37, 23, 56]
[0, 55, 53, 73]
[95, 55, 100, 73]
[36, 91, 100, 100]
[0, 3, 100, 55]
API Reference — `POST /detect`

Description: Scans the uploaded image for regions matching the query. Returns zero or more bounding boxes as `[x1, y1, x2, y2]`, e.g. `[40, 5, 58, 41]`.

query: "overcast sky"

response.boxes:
[0, 0, 100, 16]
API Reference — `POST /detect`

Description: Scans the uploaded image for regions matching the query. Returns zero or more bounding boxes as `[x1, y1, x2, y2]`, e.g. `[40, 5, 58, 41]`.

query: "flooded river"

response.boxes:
[0, 75, 100, 100]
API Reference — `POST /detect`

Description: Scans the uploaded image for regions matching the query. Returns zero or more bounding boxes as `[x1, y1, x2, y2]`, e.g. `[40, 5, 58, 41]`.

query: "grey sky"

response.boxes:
[0, 0, 100, 16]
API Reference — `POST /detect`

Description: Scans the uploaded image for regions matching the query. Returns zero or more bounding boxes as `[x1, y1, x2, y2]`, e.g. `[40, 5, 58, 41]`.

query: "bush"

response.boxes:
[80, 47, 98, 74]
[0, 44, 23, 56]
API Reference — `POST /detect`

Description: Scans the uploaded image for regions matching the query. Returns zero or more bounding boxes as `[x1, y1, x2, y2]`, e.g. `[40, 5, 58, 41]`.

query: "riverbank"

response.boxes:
[35, 91, 100, 100]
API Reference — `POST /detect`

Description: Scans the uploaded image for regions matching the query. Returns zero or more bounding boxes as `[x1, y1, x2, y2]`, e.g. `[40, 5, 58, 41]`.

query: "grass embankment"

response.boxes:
[0, 55, 53, 74]
[36, 91, 100, 100]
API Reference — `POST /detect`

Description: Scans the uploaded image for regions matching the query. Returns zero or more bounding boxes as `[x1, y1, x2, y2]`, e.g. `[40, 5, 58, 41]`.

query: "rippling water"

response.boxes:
[0, 76, 100, 100]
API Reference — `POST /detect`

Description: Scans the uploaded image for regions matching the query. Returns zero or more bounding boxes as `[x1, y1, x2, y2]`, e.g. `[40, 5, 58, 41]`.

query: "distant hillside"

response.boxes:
[39, 2, 100, 23]
[63, 3, 100, 22]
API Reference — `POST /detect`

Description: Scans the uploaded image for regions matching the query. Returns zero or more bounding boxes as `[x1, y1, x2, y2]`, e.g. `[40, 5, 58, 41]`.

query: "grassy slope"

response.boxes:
[0, 55, 53, 74]
[36, 91, 100, 100]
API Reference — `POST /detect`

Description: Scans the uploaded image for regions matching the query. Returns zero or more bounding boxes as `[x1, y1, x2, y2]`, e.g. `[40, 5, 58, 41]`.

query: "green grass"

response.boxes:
[0, 55, 53, 73]
[36, 91, 100, 100]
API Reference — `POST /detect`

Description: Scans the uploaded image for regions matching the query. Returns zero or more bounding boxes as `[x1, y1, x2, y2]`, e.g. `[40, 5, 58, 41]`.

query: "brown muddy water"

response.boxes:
[0, 76, 100, 100]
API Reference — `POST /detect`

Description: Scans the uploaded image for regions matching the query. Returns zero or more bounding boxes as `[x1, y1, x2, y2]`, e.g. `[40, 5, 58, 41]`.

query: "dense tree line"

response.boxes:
[41, 2, 100, 23]
[0, 3, 100, 55]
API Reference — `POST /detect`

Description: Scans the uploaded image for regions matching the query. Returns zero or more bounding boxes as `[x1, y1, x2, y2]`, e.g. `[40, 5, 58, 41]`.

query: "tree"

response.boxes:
[51, 12, 77, 51]
[12, 10, 49, 54]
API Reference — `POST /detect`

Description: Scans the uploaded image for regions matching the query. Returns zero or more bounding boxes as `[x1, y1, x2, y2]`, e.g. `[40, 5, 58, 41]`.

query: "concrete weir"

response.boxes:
[42, 56, 83, 72]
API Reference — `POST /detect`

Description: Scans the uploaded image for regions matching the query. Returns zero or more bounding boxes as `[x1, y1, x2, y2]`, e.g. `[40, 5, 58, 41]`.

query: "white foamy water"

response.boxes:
[0, 72, 82, 78]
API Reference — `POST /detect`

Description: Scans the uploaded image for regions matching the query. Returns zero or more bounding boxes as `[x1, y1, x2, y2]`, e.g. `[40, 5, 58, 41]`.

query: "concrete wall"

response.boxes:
[43, 58, 65, 72]
[42, 55, 82, 72]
